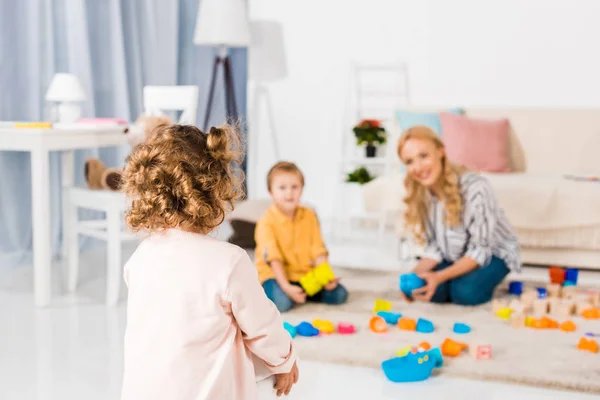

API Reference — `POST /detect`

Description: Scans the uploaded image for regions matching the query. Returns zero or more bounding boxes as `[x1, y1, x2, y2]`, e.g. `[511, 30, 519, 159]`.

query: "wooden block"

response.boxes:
[591, 292, 600, 307]
[547, 298, 561, 315]
[469, 344, 492, 360]
[556, 300, 575, 318]
[521, 290, 537, 308]
[510, 313, 526, 328]
[561, 286, 577, 300]
[508, 299, 525, 314]
[546, 283, 561, 298]
[533, 298, 549, 315]
[491, 299, 506, 313]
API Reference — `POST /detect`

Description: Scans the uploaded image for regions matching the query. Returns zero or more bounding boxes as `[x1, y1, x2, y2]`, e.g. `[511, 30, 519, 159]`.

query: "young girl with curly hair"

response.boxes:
[397, 125, 520, 306]
[119, 124, 298, 400]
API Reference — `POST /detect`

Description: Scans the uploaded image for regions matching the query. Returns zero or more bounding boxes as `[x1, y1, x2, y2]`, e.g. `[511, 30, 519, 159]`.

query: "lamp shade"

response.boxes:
[45, 73, 86, 102]
[193, 0, 250, 47]
[249, 20, 287, 82]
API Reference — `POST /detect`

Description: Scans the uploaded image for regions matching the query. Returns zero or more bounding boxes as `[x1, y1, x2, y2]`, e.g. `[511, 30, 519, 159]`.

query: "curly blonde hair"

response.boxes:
[397, 125, 466, 244]
[122, 123, 244, 234]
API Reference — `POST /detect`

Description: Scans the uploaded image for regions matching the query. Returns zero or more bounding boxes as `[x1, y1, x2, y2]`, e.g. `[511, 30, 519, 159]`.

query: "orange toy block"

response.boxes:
[530, 318, 550, 329]
[398, 317, 417, 331]
[560, 321, 577, 332]
[369, 316, 388, 333]
[577, 337, 599, 353]
[441, 338, 467, 357]
[541, 316, 558, 329]
[581, 308, 600, 320]
[418, 341, 431, 351]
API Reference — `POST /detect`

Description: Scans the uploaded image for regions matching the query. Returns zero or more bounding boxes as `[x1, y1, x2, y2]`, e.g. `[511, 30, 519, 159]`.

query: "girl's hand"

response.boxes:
[274, 361, 299, 397]
[412, 272, 441, 302]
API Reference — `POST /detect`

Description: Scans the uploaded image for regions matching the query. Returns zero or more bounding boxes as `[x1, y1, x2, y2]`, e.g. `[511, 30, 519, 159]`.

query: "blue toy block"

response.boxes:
[565, 268, 578, 285]
[453, 323, 471, 334]
[283, 322, 297, 338]
[296, 322, 319, 337]
[415, 318, 434, 333]
[563, 281, 575, 287]
[536, 287, 547, 298]
[381, 348, 443, 383]
[377, 311, 402, 325]
[399, 273, 426, 297]
[508, 281, 523, 295]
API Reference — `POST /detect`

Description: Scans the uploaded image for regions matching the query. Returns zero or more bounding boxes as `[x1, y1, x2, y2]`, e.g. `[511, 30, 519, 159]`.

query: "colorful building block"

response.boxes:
[296, 322, 319, 336]
[536, 287, 548, 299]
[369, 316, 388, 333]
[469, 344, 492, 360]
[549, 266, 566, 285]
[337, 322, 356, 335]
[508, 281, 523, 295]
[582, 308, 600, 320]
[560, 321, 577, 332]
[398, 317, 417, 331]
[441, 338, 467, 357]
[312, 319, 335, 334]
[565, 268, 579, 285]
[496, 307, 513, 320]
[283, 322, 297, 338]
[399, 273, 426, 297]
[577, 337, 599, 353]
[546, 283, 561, 298]
[373, 299, 392, 314]
[377, 311, 402, 325]
[453, 323, 471, 334]
[298, 262, 335, 296]
[416, 318, 434, 333]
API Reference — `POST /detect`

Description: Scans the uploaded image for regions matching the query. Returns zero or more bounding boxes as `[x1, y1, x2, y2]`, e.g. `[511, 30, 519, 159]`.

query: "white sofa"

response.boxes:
[363, 108, 600, 270]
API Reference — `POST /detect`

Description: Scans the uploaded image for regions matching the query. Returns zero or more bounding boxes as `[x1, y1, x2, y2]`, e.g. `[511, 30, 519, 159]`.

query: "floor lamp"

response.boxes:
[248, 20, 287, 199]
[194, 0, 250, 178]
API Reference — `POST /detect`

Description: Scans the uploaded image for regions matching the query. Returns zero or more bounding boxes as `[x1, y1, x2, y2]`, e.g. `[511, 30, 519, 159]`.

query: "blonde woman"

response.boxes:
[397, 125, 520, 305]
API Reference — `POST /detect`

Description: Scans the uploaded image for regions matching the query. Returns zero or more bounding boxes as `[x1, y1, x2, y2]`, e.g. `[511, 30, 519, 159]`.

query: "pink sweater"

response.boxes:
[120, 229, 296, 400]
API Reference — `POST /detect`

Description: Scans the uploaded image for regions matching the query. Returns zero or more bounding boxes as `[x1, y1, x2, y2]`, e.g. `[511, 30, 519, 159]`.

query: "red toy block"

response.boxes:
[549, 266, 565, 285]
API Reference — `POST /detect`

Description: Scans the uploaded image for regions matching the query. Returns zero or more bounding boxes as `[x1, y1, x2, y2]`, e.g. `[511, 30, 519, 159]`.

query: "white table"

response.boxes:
[0, 125, 130, 306]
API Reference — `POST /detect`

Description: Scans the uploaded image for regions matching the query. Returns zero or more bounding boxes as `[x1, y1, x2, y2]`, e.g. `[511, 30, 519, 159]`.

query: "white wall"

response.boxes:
[247, 0, 600, 218]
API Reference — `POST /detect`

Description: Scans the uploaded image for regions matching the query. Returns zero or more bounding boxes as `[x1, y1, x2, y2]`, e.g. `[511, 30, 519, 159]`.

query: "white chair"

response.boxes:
[63, 85, 200, 305]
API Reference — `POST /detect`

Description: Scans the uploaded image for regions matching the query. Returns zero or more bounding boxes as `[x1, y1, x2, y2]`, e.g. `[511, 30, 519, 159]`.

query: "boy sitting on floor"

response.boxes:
[255, 161, 348, 312]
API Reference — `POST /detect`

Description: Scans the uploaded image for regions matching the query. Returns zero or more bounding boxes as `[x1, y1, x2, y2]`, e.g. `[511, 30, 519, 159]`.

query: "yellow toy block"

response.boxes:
[495, 307, 513, 320]
[373, 299, 392, 314]
[14, 122, 53, 129]
[312, 319, 335, 334]
[298, 262, 335, 296]
[396, 345, 414, 357]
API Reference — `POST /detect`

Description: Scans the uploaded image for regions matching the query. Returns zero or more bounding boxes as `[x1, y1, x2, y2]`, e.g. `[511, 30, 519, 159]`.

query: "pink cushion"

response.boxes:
[440, 112, 511, 173]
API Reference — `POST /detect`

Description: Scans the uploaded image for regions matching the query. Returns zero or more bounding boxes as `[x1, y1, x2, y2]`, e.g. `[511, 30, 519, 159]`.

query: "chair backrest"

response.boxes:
[143, 85, 199, 125]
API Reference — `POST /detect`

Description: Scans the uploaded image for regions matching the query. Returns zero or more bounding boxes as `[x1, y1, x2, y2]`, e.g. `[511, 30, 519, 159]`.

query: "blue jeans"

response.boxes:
[430, 256, 510, 306]
[262, 279, 349, 313]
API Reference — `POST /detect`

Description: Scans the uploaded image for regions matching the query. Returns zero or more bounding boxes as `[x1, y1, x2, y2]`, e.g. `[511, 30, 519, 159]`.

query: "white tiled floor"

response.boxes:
[1, 237, 600, 399]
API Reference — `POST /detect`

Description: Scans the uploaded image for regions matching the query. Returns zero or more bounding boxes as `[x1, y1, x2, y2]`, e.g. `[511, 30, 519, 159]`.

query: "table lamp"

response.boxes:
[45, 73, 86, 123]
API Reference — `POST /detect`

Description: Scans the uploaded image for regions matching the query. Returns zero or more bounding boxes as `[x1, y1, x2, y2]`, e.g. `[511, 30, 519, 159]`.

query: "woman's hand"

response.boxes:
[412, 272, 442, 302]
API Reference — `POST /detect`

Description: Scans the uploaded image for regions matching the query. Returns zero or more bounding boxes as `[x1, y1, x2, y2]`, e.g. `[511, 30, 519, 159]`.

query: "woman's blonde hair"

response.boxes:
[397, 125, 466, 244]
[122, 123, 244, 233]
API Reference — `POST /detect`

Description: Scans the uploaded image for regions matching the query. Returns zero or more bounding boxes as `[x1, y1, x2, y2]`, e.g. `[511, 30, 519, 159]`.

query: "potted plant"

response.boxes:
[346, 166, 375, 185]
[353, 119, 386, 158]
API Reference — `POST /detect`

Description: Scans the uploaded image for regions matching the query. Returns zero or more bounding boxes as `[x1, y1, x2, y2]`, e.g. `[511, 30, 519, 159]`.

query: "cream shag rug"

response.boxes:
[282, 268, 600, 394]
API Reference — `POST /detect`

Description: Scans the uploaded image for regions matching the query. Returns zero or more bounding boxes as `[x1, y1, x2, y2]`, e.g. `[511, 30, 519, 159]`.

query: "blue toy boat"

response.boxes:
[381, 348, 443, 383]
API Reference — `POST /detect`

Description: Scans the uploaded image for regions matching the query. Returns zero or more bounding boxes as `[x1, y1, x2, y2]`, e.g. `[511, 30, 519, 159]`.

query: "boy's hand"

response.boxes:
[324, 278, 339, 291]
[283, 284, 307, 304]
[274, 361, 299, 397]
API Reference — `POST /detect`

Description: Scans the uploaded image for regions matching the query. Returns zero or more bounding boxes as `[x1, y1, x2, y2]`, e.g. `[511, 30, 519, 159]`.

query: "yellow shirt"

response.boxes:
[254, 205, 328, 284]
